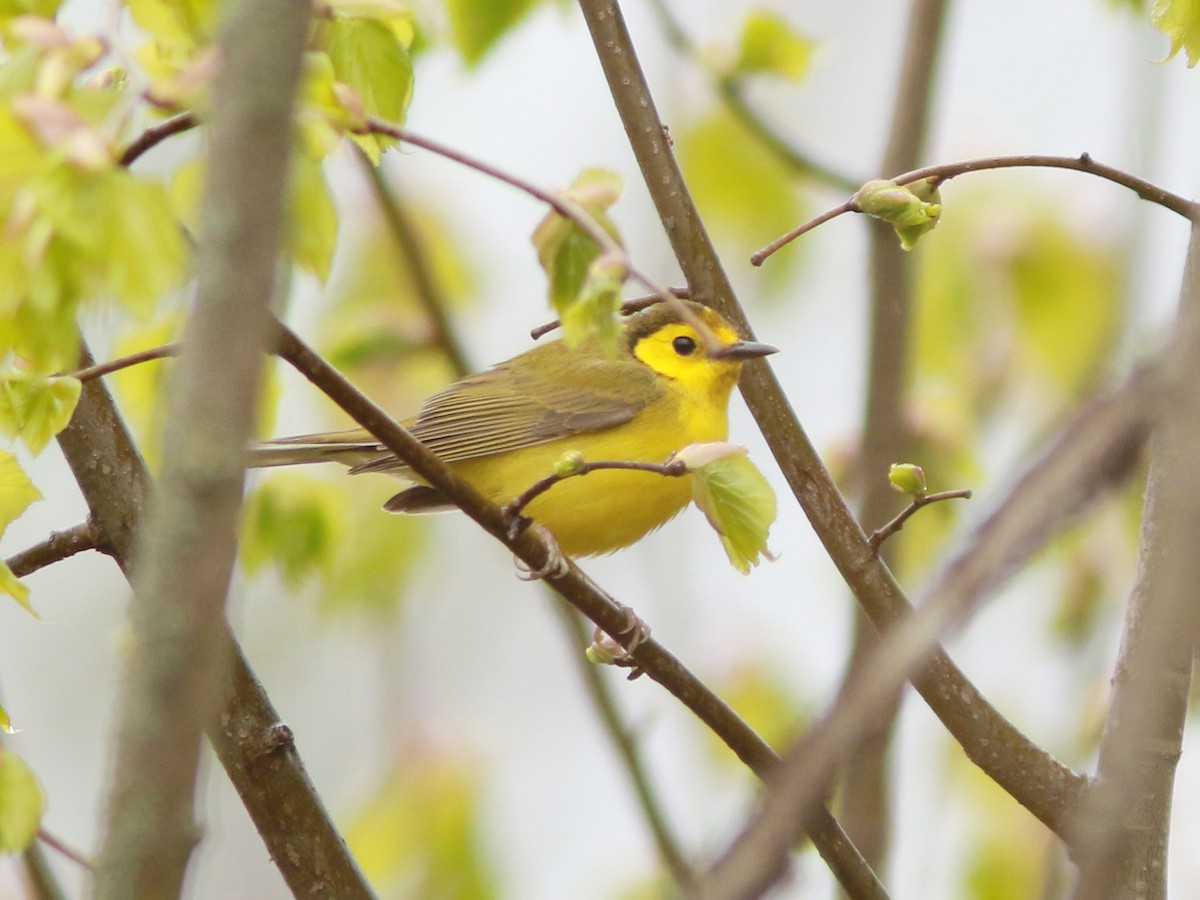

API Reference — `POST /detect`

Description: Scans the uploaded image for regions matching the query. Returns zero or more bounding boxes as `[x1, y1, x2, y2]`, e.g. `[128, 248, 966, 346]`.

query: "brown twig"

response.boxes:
[118, 112, 200, 168]
[37, 828, 95, 871]
[867, 489, 973, 551]
[362, 118, 724, 353]
[503, 457, 687, 524]
[529, 288, 689, 341]
[752, 153, 1200, 265]
[68, 344, 180, 383]
[5, 522, 105, 577]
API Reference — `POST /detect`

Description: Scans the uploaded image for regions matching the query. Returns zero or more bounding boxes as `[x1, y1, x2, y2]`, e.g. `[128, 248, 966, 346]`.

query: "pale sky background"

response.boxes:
[2, 1, 1199, 898]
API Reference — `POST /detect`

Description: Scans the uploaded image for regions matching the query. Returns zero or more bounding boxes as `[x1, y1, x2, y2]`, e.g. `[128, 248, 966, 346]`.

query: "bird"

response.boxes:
[252, 300, 777, 558]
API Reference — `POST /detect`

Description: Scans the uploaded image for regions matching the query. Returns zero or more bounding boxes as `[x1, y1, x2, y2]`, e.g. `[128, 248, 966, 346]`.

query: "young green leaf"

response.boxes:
[241, 476, 344, 589]
[446, 0, 538, 67]
[326, 16, 414, 162]
[677, 442, 777, 574]
[0, 701, 12, 734]
[888, 462, 927, 496]
[854, 177, 942, 249]
[733, 9, 816, 81]
[0, 561, 33, 615]
[1152, 0, 1200, 66]
[531, 168, 625, 347]
[0, 369, 81, 455]
[0, 749, 44, 852]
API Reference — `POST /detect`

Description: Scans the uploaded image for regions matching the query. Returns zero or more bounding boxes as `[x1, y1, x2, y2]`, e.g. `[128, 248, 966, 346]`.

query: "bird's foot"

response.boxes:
[586, 606, 652, 679]
[514, 522, 570, 581]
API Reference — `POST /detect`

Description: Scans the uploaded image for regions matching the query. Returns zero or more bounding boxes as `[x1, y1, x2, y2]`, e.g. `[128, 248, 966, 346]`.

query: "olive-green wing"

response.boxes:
[350, 350, 659, 475]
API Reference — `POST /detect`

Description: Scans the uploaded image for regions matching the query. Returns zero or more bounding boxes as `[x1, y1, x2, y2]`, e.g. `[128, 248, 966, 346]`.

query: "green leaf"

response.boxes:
[888, 462, 927, 496]
[242, 477, 344, 589]
[0, 749, 43, 852]
[0, 369, 81, 454]
[0, 449, 41, 531]
[0, 701, 12, 734]
[733, 9, 816, 81]
[530, 168, 625, 345]
[682, 443, 777, 574]
[446, 0, 538, 67]
[1152, 0, 1200, 66]
[0, 0, 64, 25]
[126, 0, 218, 58]
[326, 17, 414, 162]
[677, 108, 804, 287]
[345, 755, 497, 898]
[0, 560, 33, 615]
[287, 150, 338, 281]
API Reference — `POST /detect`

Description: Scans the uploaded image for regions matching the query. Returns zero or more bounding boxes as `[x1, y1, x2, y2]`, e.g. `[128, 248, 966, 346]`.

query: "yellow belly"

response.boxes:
[448, 404, 729, 557]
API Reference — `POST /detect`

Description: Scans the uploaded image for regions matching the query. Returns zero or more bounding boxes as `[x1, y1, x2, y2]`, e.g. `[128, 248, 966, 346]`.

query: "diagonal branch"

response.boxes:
[575, 0, 1085, 844]
[272, 319, 887, 900]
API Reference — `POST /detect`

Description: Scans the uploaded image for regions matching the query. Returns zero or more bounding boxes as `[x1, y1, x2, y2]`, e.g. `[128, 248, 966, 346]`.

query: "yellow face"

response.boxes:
[630, 307, 747, 408]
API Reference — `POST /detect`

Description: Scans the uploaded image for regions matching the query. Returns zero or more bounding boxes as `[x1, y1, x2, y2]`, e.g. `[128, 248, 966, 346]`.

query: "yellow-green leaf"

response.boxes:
[446, 0, 538, 67]
[888, 462, 927, 496]
[677, 108, 804, 287]
[1152, 0, 1200, 66]
[126, 0, 218, 60]
[326, 17, 413, 162]
[0, 449, 41, 531]
[0, 749, 43, 852]
[287, 150, 338, 281]
[733, 9, 816, 81]
[0, 560, 33, 614]
[0, 701, 12, 734]
[0, 369, 80, 454]
[242, 476, 344, 589]
[345, 754, 497, 898]
[684, 443, 777, 574]
[530, 168, 624, 343]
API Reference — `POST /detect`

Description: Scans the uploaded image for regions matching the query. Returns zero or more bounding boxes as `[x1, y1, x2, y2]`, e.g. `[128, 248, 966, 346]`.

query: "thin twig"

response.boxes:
[38, 828, 95, 871]
[753, 153, 1200, 265]
[529, 288, 689, 341]
[354, 148, 472, 377]
[273, 319, 883, 892]
[118, 112, 200, 168]
[363, 118, 723, 353]
[5, 522, 105, 577]
[68, 344, 180, 383]
[867, 489, 972, 551]
[503, 457, 687, 524]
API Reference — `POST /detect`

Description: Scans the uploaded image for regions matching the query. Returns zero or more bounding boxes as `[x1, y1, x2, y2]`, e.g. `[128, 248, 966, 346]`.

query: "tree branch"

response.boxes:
[118, 112, 200, 168]
[754, 153, 1200, 264]
[5, 522, 104, 578]
[94, 0, 312, 895]
[575, 0, 1084, 847]
[272, 319, 887, 900]
[701, 342, 1159, 899]
[1070, 228, 1200, 898]
[843, 0, 949, 865]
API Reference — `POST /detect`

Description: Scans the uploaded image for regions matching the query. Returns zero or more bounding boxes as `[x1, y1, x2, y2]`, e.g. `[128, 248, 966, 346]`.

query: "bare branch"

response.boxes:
[118, 112, 199, 168]
[701, 348, 1158, 899]
[272, 318, 886, 899]
[94, 0, 311, 894]
[1070, 229, 1200, 898]
[867, 488, 972, 551]
[576, 0, 1079, 850]
[69, 344, 180, 383]
[754, 153, 1200, 264]
[5, 522, 104, 577]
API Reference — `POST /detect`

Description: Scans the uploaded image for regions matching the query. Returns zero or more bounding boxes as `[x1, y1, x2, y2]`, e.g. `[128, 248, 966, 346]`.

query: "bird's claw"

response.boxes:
[514, 522, 570, 581]
[588, 607, 652, 678]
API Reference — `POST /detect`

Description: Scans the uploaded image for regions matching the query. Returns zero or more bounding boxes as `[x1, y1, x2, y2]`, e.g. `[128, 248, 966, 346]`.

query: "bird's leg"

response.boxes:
[588, 606, 652, 679]
[514, 521, 570, 581]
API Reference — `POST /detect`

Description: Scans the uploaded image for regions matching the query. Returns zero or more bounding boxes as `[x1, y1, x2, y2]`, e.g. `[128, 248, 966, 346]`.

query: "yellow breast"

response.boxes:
[449, 390, 730, 556]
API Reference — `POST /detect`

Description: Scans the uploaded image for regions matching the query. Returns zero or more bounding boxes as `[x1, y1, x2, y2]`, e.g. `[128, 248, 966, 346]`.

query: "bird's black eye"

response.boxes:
[672, 336, 697, 356]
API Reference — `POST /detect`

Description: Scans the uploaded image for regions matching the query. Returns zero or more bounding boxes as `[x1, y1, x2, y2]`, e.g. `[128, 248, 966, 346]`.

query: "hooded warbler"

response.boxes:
[254, 301, 776, 556]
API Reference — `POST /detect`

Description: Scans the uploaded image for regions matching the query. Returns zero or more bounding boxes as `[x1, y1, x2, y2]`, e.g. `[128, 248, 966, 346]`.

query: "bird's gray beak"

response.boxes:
[715, 340, 779, 361]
